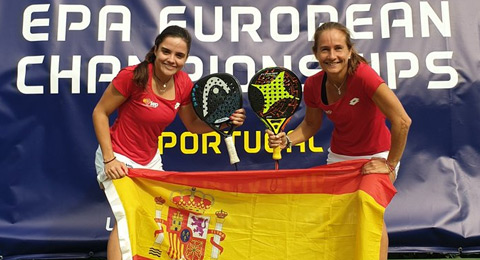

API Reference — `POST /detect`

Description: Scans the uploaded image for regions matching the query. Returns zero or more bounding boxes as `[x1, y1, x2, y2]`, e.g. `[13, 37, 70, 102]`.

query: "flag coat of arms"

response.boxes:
[102, 160, 396, 260]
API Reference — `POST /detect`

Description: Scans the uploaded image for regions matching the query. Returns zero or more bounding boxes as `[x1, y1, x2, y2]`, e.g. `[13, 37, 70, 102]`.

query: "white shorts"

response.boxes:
[95, 146, 164, 183]
[326, 148, 399, 178]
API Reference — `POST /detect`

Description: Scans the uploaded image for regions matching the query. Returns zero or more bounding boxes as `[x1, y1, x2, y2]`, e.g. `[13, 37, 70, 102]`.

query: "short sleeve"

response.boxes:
[303, 72, 324, 108]
[176, 71, 194, 106]
[112, 66, 137, 98]
[356, 63, 385, 98]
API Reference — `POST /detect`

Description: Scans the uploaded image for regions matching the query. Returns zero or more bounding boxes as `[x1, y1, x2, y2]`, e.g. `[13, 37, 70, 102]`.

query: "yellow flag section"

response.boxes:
[102, 159, 396, 260]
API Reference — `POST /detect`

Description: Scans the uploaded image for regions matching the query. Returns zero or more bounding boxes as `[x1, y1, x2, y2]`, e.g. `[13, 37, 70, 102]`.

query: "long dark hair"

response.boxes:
[312, 22, 367, 76]
[133, 25, 192, 88]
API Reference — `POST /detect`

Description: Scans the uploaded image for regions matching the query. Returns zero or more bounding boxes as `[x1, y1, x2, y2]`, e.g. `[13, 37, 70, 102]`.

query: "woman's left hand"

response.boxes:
[230, 108, 246, 126]
[362, 157, 396, 183]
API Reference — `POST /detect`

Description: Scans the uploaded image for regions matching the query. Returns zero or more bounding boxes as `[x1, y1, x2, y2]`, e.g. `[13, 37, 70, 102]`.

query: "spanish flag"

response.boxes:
[102, 159, 396, 260]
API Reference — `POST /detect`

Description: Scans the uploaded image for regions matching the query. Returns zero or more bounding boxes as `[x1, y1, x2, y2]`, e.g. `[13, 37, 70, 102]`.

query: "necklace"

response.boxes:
[330, 76, 348, 95]
[153, 70, 171, 93]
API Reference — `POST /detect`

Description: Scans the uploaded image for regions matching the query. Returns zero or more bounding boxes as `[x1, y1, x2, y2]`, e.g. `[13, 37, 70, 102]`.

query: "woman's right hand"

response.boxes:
[104, 159, 129, 180]
[266, 129, 288, 149]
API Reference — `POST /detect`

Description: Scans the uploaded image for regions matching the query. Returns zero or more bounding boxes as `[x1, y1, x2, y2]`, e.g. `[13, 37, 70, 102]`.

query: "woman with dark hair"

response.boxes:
[92, 25, 245, 259]
[267, 22, 411, 259]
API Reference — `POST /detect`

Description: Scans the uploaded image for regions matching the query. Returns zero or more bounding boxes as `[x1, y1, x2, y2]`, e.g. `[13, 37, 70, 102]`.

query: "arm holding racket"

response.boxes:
[266, 106, 324, 154]
[266, 130, 289, 149]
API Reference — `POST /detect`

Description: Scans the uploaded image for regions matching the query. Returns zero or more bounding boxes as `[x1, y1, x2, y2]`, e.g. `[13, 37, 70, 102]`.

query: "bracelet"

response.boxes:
[285, 135, 292, 149]
[384, 160, 395, 175]
[103, 156, 116, 164]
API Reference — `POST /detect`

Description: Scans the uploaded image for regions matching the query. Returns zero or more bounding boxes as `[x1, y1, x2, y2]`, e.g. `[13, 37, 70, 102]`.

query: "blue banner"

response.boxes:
[1, 0, 479, 259]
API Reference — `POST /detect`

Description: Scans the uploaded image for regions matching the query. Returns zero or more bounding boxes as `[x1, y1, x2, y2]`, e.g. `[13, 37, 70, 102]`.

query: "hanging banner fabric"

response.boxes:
[103, 160, 395, 260]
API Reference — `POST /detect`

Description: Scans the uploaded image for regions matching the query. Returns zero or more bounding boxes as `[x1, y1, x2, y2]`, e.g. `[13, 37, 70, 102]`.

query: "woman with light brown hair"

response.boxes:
[267, 22, 411, 259]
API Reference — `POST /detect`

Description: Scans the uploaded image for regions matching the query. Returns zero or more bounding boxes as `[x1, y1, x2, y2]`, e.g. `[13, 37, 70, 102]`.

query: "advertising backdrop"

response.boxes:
[1, 0, 479, 259]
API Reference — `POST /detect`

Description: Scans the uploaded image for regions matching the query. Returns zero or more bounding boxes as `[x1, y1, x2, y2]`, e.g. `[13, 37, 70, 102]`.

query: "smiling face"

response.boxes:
[154, 36, 189, 79]
[314, 28, 352, 78]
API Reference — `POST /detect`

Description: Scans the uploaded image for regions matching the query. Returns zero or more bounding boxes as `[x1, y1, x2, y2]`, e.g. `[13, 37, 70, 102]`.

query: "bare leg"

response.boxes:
[380, 221, 389, 260]
[107, 223, 122, 260]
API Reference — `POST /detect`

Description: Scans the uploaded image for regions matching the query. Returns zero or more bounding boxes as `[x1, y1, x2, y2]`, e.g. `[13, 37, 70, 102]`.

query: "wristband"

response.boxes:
[285, 135, 292, 149]
[103, 156, 116, 164]
[384, 160, 395, 175]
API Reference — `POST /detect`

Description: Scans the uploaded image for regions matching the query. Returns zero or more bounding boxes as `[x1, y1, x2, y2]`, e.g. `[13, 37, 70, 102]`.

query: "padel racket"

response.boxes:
[248, 67, 302, 167]
[191, 73, 243, 166]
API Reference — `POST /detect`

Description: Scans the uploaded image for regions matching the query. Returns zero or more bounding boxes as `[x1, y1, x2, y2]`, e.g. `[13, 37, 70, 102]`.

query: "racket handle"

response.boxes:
[272, 146, 282, 160]
[225, 136, 240, 164]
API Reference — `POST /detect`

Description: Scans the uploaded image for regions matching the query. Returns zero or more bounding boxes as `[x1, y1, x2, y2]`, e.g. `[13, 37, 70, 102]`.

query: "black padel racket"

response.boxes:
[248, 67, 302, 168]
[192, 73, 243, 166]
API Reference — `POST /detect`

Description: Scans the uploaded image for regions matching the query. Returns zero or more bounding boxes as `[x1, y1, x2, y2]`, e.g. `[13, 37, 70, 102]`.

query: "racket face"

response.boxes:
[192, 73, 243, 125]
[248, 67, 302, 133]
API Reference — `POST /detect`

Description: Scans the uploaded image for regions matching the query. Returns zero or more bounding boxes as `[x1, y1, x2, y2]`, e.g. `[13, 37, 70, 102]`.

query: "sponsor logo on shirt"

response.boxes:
[142, 98, 158, 108]
[349, 98, 360, 106]
[174, 102, 180, 110]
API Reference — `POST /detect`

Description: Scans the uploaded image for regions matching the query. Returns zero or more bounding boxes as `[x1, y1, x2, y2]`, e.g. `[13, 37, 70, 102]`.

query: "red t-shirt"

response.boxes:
[110, 63, 193, 165]
[304, 62, 391, 156]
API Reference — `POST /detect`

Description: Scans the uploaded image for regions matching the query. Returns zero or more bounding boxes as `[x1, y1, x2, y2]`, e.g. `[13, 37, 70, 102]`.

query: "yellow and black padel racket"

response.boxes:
[248, 67, 302, 169]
